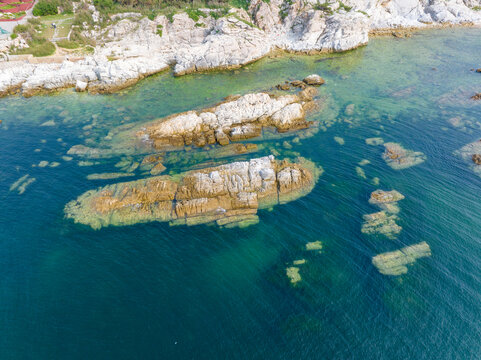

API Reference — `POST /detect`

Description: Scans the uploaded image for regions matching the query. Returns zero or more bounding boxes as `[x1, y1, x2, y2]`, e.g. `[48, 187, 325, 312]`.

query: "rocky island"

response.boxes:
[65, 155, 322, 229]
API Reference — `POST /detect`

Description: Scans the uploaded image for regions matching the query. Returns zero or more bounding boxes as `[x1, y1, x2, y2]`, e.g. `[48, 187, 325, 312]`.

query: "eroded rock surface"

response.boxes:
[88, 91, 318, 154]
[65, 156, 321, 229]
[372, 241, 432, 276]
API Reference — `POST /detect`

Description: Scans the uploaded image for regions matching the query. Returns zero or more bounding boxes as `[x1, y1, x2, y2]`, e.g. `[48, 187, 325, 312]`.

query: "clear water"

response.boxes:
[1, 28, 481, 359]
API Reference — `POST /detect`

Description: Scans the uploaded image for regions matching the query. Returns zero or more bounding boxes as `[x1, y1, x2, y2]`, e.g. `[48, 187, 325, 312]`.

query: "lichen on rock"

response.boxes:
[65, 156, 321, 230]
[372, 242, 432, 276]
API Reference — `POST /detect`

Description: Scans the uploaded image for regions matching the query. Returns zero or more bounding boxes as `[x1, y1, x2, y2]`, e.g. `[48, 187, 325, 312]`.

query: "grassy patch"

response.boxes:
[338, 1, 352, 12]
[56, 39, 79, 49]
[14, 38, 56, 57]
[186, 8, 206, 21]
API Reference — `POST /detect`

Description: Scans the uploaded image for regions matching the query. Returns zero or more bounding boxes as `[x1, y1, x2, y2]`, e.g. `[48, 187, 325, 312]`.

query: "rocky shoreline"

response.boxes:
[1, 0, 480, 97]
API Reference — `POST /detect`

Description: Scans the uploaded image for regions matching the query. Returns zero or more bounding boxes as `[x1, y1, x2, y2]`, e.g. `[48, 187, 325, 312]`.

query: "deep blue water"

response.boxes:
[1, 28, 481, 359]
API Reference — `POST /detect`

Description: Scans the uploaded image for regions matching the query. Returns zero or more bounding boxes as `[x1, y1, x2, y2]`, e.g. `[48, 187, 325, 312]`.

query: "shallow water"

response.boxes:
[1, 28, 481, 359]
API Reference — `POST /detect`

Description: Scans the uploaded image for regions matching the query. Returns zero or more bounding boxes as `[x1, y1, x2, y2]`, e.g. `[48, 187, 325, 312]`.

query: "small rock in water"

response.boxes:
[372, 242, 431, 276]
[366, 137, 384, 146]
[49, 162, 60, 168]
[471, 93, 481, 100]
[382, 142, 426, 170]
[303, 74, 325, 86]
[38, 161, 49, 168]
[286, 267, 301, 284]
[345, 104, 355, 115]
[34, 149, 41, 153]
[371, 177, 380, 185]
[356, 166, 367, 179]
[358, 159, 370, 166]
[40, 120, 56, 127]
[150, 163, 166, 175]
[293, 259, 306, 265]
[62, 156, 73, 161]
[334, 136, 345, 145]
[472, 154, 481, 165]
[306, 241, 323, 252]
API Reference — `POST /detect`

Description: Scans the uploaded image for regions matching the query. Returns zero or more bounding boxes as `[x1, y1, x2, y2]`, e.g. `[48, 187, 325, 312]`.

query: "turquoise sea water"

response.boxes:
[1, 28, 481, 359]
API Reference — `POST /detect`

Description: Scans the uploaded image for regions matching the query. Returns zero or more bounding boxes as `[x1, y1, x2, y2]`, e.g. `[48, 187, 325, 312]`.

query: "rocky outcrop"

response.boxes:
[372, 241, 432, 276]
[136, 92, 316, 150]
[65, 156, 322, 229]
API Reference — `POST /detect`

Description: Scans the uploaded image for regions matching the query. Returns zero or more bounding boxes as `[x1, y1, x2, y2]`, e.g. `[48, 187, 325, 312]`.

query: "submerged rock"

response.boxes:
[65, 156, 322, 230]
[382, 142, 426, 170]
[9, 174, 36, 195]
[455, 139, 481, 177]
[334, 136, 345, 145]
[305, 241, 323, 253]
[286, 266, 301, 284]
[366, 137, 384, 146]
[356, 166, 367, 180]
[363, 189, 404, 238]
[361, 211, 402, 239]
[86, 172, 135, 180]
[372, 242, 431, 276]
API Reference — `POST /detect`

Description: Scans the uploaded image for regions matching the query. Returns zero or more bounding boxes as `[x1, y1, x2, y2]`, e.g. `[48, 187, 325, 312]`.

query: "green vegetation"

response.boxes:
[186, 8, 206, 21]
[15, 37, 56, 57]
[56, 39, 80, 49]
[11, 33, 18, 40]
[33, 0, 59, 16]
[156, 24, 163, 36]
[229, 0, 249, 10]
[232, 14, 258, 29]
[313, 1, 333, 15]
[338, 1, 352, 12]
[473, 6, 481, 11]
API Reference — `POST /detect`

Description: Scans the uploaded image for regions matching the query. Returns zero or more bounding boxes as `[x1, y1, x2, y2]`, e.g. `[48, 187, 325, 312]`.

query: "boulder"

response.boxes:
[303, 74, 325, 86]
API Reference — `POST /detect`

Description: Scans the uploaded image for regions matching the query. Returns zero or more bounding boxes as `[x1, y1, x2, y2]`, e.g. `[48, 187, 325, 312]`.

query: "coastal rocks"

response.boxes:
[303, 74, 325, 86]
[382, 142, 426, 170]
[65, 156, 321, 230]
[470, 93, 481, 100]
[135, 92, 314, 150]
[372, 242, 432, 276]
[305, 240, 322, 253]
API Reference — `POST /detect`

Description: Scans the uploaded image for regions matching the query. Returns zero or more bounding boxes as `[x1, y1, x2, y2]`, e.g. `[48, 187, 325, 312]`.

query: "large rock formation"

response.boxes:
[136, 92, 315, 150]
[372, 241, 432, 276]
[65, 156, 322, 229]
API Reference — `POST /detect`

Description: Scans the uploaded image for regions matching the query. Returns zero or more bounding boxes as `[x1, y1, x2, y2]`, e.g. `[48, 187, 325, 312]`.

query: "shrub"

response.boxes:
[186, 8, 206, 22]
[229, 0, 249, 10]
[13, 24, 28, 34]
[32, 0, 58, 16]
[11, 33, 18, 40]
[94, 0, 114, 11]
